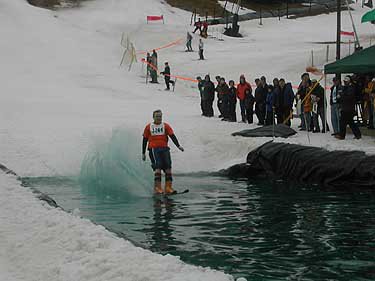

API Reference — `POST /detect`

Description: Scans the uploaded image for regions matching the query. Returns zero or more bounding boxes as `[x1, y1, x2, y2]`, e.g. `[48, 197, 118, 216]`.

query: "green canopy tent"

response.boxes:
[324, 45, 375, 74]
[361, 9, 375, 23]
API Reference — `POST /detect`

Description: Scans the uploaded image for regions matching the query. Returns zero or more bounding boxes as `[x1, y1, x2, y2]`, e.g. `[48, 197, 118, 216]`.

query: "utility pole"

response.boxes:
[336, 0, 341, 80]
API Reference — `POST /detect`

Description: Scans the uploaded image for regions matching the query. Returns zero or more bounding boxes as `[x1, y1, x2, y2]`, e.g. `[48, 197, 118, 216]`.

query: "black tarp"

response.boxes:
[244, 142, 375, 188]
[232, 124, 297, 138]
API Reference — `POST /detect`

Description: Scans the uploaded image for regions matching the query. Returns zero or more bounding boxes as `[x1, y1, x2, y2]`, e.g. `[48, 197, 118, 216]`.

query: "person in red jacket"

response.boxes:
[236, 74, 252, 122]
[142, 110, 184, 194]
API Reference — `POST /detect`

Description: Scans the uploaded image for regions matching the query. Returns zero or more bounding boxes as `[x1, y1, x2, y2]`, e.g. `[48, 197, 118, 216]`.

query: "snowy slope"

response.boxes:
[1, 0, 375, 280]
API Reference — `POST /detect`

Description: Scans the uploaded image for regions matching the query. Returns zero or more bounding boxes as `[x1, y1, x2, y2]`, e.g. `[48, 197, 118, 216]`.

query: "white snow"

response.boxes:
[0, 0, 374, 280]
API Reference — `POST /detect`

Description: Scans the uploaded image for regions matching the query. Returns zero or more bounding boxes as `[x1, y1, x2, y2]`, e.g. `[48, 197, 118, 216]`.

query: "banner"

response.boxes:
[340, 31, 355, 36]
[147, 15, 164, 24]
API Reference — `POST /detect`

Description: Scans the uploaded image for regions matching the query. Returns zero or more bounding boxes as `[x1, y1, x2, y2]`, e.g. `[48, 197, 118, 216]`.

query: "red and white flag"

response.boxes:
[340, 31, 355, 37]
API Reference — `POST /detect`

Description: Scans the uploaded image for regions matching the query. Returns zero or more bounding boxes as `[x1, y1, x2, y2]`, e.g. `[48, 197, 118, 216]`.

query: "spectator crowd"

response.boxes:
[196, 72, 375, 140]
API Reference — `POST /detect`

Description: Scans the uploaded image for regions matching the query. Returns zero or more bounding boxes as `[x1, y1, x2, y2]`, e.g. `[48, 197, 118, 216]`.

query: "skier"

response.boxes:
[160, 62, 175, 91]
[186, 32, 193, 52]
[193, 18, 202, 34]
[142, 110, 184, 194]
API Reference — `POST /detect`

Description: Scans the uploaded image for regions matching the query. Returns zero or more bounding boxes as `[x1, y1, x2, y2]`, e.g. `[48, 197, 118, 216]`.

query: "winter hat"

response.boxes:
[344, 76, 351, 82]
[311, 78, 317, 83]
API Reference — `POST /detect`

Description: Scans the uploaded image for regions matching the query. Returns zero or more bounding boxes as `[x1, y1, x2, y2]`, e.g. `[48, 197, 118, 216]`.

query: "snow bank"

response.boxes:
[0, 173, 233, 281]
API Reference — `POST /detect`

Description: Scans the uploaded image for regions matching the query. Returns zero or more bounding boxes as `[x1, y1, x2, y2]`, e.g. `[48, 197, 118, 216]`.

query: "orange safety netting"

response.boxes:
[137, 38, 184, 55]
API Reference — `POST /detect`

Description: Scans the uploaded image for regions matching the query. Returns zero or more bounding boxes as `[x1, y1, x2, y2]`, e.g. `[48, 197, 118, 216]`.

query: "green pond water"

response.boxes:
[22, 175, 375, 281]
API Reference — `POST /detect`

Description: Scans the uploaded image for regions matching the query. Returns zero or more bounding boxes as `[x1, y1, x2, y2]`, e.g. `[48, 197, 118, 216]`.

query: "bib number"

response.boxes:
[150, 123, 165, 136]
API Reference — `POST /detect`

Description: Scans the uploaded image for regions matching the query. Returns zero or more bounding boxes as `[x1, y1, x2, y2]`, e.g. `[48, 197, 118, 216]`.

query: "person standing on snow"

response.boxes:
[186, 32, 193, 52]
[330, 77, 343, 135]
[254, 78, 266, 125]
[142, 110, 184, 195]
[244, 88, 255, 124]
[160, 62, 175, 91]
[150, 49, 158, 83]
[146, 52, 152, 77]
[296, 73, 311, 130]
[279, 78, 295, 127]
[335, 76, 362, 140]
[265, 85, 275, 126]
[216, 77, 230, 120]
[202, 74, 215, 117]
[228, 80, 237, 122]
[236, 74, 252, 123]
[310, 79, 329, 133]
[197, 76, 205, 115]
[198, 39, 204, 60]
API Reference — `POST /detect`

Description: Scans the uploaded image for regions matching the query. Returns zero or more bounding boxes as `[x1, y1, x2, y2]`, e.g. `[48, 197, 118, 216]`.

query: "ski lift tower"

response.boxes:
[224, 0, 242, 37]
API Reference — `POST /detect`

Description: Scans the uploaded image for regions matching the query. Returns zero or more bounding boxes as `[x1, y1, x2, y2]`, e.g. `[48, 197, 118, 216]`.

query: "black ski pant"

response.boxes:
[203, 99, 214, 117]
[255, 103, 265, 125]
[229, 102, 237, 121]
[199, 49, 204, 60]
[313, 106, 329, 132]
[164, 76, 174, 90]
[265, 111, 274, 126]
[339, 111, 361, 139]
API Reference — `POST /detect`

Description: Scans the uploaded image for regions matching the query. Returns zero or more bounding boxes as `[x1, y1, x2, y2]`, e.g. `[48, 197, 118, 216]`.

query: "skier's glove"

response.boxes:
[178, 146, 184, 152]
[142, 154, 146, 161]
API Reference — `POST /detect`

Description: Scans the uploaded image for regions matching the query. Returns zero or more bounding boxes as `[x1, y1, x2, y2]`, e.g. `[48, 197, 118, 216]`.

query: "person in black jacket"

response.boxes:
[311, 80, 329, 133]
[335, 76, 361, 140]
[160, 62, 175, 91]
[279, 78, 295, 127]
[216, 77, 230, 120]
[330, 77, 343, 135]
[202, 74, 215, 117]
[215, 76, 224, 117]
[254, 78, 266, 125]
[228, 80, 237, 122]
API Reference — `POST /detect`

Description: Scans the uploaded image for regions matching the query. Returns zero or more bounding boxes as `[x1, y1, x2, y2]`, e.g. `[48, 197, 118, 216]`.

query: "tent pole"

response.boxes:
[336, 0, 342, 81]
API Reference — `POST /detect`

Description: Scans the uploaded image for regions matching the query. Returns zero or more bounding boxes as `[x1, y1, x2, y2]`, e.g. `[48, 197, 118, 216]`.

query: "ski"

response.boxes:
[153, 189, 189, 198]
[166, 189, 189, 196]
